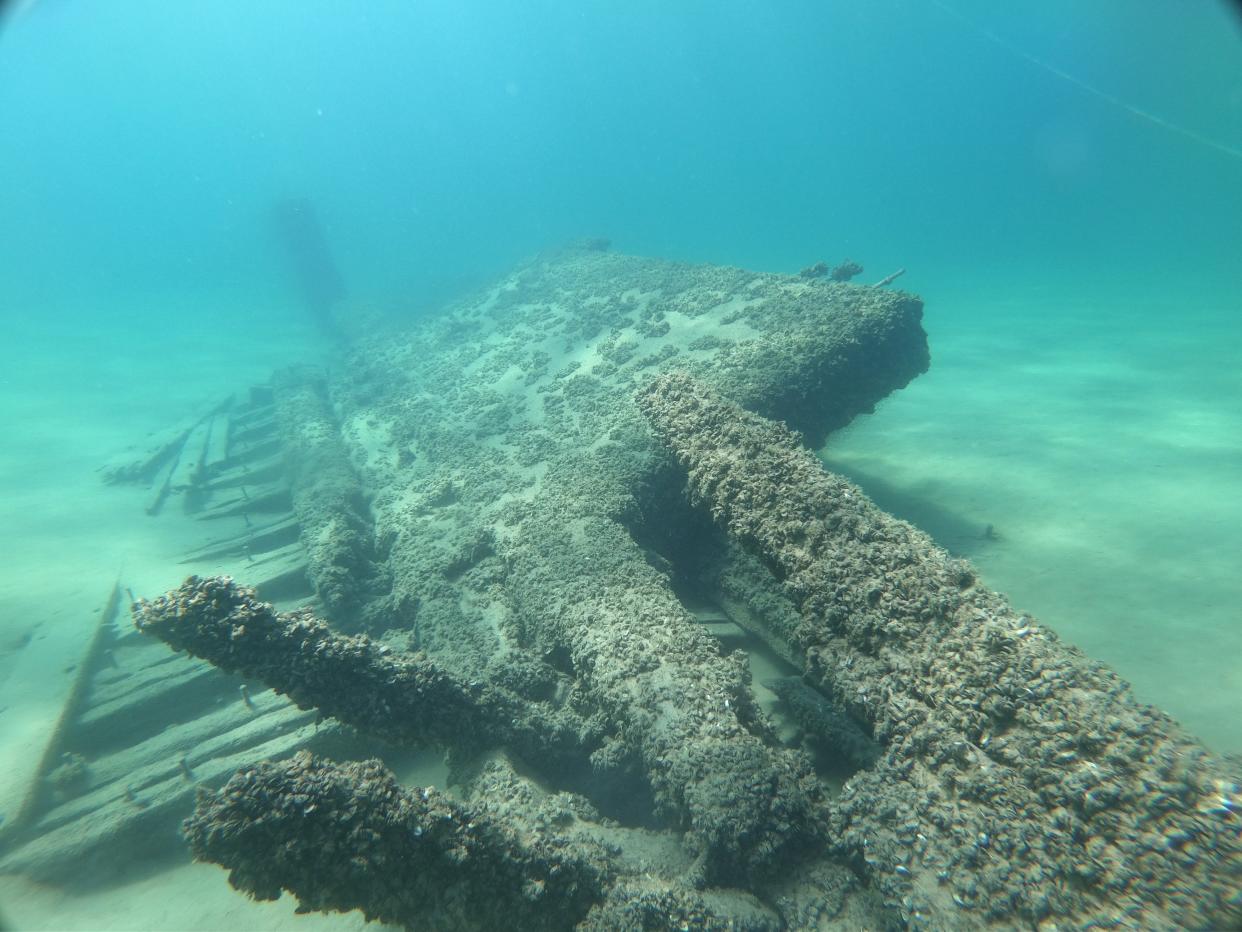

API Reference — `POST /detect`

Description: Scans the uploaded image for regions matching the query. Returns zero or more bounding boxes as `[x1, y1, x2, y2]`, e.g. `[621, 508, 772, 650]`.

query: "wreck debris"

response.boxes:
[0, 576, 326, 882]
[0, 583, 121, 847]
[188, 751, 795, 932]
[798, 259, 864, 283]
[185, 752, 605, 931]
[871, 267, 906, 288]
[271, 366, 387, 631]
[82, 249, 1241, 929]
[133, 576, 487, 750]
[638, 371, 1242, 930]
[132, 576, 596, 779]
[329, 252, 926, 880]
[502, 517, 828, 884]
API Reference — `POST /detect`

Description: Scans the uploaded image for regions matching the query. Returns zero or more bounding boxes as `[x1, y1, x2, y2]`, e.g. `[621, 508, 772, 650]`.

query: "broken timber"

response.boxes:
[70, 250, 1240, 930]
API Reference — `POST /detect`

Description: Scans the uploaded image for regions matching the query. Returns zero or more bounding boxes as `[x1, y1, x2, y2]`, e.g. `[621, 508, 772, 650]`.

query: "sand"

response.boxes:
[825, 291, 1242, 755]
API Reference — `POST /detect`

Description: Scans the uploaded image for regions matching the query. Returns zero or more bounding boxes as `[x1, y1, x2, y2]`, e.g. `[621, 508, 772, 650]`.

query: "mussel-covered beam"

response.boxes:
[503, 513, 827, 886]
[639, 372, 1242, 931]
[185, 752, 605, 931]
[271, 366, 386, 632]
[131, 576, 585, 768]
[189, 751, 791, 931]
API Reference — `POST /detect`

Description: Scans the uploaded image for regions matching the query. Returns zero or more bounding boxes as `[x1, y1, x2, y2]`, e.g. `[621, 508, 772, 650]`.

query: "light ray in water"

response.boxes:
[929, 0, 1242, 163]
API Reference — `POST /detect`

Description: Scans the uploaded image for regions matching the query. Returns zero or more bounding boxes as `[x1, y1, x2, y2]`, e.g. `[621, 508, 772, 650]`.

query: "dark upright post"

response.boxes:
[271, 197, 347, 339]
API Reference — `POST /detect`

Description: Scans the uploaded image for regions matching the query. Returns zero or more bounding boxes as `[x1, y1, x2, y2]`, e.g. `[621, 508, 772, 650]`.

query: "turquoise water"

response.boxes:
[4, 2, 1240, 312]
[1, 2, 1240, 929]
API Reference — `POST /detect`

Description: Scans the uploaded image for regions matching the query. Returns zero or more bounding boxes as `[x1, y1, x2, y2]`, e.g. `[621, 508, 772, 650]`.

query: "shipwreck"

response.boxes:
[3, 248, 1238, 930]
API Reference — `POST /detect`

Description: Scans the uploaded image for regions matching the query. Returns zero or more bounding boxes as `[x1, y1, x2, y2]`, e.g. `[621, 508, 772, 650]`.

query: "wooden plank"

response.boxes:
[84, 650, 213, 710]
[227, 400, 275, 433]
[198, 453, 285, 493]
[180, 515, 301, 563]
[250, 552, 312, 603]
[143, 443, 183, 516]
[244, 540, 305, 576]
[99, 397, 231, 485]
[88, 645, 185, 693]
[174, 417, 213, 491]
[79, 688, 293, 792]
[0, 718, 328, 880]
[39, 698, 311, 835]
[219, 436, 282, 468]
[228, 415, 277, 447]
[201, 407, 233, 475]
[195, 483, 292, 521]
[74, 661, 221, 744]
[0, 582, 119, 845]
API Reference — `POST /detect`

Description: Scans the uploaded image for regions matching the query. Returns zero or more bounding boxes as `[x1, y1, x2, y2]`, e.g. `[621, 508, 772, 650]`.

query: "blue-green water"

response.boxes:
[4, 1, 1241, 313]
[1, 2, 1239, 929]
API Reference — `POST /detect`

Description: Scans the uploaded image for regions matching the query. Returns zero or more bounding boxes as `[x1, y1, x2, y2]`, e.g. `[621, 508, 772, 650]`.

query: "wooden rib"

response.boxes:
[180, 515, 302, 563]
[0, 717, 327, 880]
[0, 582, 121, 846]
[39, 697, 311, 835]
[201, 407, 233, 476]
[194, 483, 292, 521]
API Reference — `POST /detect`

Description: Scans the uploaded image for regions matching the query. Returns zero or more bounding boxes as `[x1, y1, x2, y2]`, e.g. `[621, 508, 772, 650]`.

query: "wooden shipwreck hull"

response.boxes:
[5, 249, 1238, 930]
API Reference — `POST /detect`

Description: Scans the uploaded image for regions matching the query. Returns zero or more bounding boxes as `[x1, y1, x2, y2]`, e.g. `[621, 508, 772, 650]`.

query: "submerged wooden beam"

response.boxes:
[0, 581, 120, 846]
[638, 371, 1242, 930]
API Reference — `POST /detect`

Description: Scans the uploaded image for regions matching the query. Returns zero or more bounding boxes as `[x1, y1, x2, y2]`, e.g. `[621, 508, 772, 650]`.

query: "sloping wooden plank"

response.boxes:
[198, 453, 285, 493]
[180, 515, 301, 563]
[80, 688, 292, 792]
[83, 650, 213, 711]
[73, 660, 221, 745]
[201, 407, 233, 475]
[0, 717, 328, 880]
[219, 436, 282, 468]
[0, 582, 119, 844]
[195, 482, 291, 521]
[228, 415, 277, 447]
[143, 445, 183, 516]
[38, 698, 312, 836]
[174, 417, 213, 491]
[100, 397, 232, 486]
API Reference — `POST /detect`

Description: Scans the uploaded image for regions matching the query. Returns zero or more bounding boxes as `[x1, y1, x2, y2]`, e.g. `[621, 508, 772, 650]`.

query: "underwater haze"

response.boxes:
[1, 1, 1240, 930]
[4, 0, 1242, 311]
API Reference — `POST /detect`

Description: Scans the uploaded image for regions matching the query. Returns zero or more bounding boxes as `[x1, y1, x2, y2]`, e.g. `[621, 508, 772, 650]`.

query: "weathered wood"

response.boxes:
[180, 515, 302, 563]
[639, 371, 1242, 930]
[174, 417, 213, 492]
[228, 414, 277, 447]
[201, 409, 233, 475]
[40, 698, 311, 834]
[194, 482, 292, 521]
[74, 658, 220, 743]
[196, 453, 285, 493]
[143, 443, 182, 516]
[81, 648, 212, 711]
[219, 436, 282, 468]
[0, 582, 120, 846]
[246, 543, 312, 602]
[0, 716, 325, 880]
[101, 397, 231, 486]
